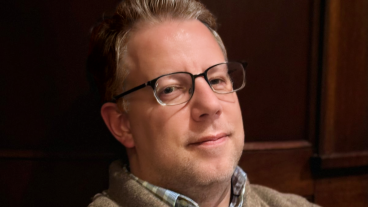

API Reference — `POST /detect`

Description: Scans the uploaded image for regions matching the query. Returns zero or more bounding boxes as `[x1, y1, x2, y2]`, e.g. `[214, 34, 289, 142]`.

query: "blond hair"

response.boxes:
[87, 0, 227, 109]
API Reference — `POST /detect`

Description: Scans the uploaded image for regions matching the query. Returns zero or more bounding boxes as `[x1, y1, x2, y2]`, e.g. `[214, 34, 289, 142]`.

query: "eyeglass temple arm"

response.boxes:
[111, 82, 149, 102]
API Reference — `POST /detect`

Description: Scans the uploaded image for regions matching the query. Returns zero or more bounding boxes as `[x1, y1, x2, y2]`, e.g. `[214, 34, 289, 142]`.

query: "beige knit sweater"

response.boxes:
[88, 161, 320, 207]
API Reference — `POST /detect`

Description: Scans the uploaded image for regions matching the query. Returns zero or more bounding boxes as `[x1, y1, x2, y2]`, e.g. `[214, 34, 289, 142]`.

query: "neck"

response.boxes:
[178, 180, 232, 207]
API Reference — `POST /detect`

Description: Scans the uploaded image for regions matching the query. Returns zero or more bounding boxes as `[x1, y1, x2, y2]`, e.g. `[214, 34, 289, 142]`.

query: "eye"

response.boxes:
[163, 86, 175, 94]
[210, 78, 225, 85]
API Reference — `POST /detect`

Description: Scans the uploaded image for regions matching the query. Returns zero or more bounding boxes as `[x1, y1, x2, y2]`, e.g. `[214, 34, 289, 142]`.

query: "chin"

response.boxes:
[157, 140, 243, 189]
[191, 150, 242, 186]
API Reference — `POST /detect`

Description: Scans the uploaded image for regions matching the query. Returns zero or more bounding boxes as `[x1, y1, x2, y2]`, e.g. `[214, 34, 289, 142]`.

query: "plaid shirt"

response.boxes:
[125, 166, 247, 207]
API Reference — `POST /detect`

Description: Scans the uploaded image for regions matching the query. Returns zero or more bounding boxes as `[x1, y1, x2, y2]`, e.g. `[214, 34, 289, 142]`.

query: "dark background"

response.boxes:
[1, 0, 367, 206]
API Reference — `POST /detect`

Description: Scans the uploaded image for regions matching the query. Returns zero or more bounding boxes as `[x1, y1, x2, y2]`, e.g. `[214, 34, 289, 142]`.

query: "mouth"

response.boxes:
[189, 133, 230, 147]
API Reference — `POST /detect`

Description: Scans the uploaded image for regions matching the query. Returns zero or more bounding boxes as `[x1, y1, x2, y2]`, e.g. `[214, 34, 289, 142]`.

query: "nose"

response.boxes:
[190, 77, 222, 122]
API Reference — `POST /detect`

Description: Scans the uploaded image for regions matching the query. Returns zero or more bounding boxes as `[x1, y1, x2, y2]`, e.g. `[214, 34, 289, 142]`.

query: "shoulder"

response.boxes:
[245, 184, 321, 207]
[88, 161, 169, 207]
[88, 193, 120, 207]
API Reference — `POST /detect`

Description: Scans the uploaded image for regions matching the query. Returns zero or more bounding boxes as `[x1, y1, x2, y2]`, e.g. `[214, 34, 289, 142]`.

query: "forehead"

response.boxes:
[125, 19, 225, 83]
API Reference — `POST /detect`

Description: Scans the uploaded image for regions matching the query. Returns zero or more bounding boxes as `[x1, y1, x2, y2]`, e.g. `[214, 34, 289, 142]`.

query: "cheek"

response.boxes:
[224, 100, 244, 134]
[152, 107, 191, 140]
[131, 105, 190, 147]
[217, 92, 239, 103]
[223, 94, 242, 115]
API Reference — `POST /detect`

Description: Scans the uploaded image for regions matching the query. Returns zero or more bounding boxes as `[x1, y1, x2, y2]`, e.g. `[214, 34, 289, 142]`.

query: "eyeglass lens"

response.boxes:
[153, 62, 245, 105]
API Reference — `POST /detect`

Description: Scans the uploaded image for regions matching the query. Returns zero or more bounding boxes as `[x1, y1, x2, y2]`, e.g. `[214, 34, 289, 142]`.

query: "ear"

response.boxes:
[100, 102, 135, 148]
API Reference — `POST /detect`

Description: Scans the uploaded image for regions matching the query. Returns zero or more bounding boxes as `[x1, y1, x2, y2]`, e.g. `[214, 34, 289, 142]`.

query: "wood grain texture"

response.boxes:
[239, 148, 314, 197]
[320, 151, 368, 169]
[243, 140, 311, 151]
[315, 174, 368, 207]
[320, 0, 368, 156]
[0, 159, 111, 207]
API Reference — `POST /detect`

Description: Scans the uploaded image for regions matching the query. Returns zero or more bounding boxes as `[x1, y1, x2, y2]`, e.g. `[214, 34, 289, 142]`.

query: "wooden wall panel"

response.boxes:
[239, 147, 314, 197]
[0, 159, 111, 207]
[319, 0, 368, 168]
[313, 1, 368, 207]
[315, 174, 368, 207]
[0, 0, 120, 151]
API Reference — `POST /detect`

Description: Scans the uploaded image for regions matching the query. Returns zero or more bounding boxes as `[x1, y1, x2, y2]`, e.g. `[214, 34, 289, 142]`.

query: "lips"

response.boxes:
[189, 133, 230, 146]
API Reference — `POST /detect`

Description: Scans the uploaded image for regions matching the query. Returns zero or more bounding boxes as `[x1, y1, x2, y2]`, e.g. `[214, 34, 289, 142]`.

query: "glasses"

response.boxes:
[112, 61, 247, 106]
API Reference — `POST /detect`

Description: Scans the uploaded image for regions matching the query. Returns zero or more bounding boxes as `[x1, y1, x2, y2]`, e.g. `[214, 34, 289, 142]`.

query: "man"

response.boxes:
[87, 0, 319, 206]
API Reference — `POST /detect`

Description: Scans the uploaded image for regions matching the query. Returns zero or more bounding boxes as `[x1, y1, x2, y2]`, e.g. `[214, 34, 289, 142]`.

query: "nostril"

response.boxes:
[199, 109, 221, 119]
[215, 109, 222, 117]
[199, 114, 207, 118]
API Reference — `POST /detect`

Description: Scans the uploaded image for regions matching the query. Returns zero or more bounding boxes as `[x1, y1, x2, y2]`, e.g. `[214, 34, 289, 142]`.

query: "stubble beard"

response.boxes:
[156, 141, 244, 199]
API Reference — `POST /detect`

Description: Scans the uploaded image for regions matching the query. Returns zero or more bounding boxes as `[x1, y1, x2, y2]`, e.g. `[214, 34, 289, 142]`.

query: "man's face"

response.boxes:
[123, 19, 244, 190]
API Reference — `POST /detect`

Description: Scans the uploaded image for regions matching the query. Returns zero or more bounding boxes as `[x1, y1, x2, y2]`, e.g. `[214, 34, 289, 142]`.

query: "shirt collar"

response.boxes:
[125, 166, 247, 207]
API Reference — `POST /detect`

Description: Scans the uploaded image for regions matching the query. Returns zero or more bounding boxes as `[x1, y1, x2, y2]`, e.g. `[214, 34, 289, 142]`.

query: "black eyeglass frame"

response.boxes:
[111, 61, 248, 105]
